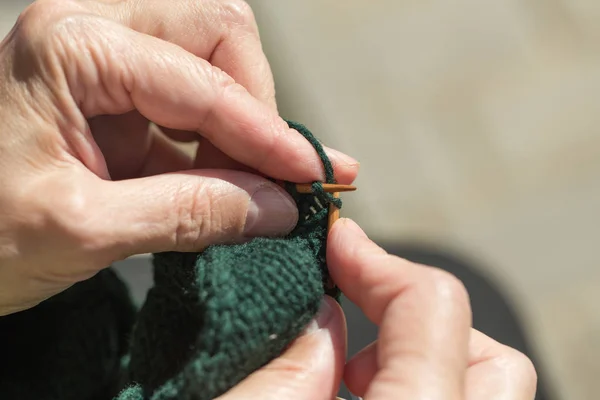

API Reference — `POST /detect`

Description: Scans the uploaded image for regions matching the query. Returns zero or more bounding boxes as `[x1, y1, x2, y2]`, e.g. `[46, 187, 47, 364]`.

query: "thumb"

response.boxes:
[90, 169, 299, 261]
[218, 296, 347, 400]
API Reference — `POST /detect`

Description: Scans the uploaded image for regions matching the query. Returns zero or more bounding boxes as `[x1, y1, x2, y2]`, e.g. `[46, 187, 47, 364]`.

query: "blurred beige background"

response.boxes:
[2, 1, 600, 399]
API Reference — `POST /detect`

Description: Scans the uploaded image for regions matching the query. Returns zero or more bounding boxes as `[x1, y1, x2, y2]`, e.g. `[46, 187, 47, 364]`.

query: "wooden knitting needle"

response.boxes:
[325, 192, 342, 291]
[274, 180, 356, 194]
[274, 181, 352, 231]
[328, 192, 341, 232]
[296, 183, 356, 194]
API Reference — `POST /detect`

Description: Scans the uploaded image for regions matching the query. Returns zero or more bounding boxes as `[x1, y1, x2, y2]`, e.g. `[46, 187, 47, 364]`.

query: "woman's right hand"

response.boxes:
[221, 218, 537, 400]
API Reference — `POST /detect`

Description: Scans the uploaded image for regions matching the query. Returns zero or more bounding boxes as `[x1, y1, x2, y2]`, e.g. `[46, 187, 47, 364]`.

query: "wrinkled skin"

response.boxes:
[0, 0, 359, 315]
[0, 1, 535, 399]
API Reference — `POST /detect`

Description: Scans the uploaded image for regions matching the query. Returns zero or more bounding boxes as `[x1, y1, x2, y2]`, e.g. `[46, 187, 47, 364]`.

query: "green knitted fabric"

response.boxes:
[119, 120, 341, 400]
[0, 121, 341, 400]
[0, 268, 136, 399]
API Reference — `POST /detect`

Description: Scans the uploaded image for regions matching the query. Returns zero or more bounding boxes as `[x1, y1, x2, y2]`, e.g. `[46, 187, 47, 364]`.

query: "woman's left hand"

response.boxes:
[0, 0, 359, 315]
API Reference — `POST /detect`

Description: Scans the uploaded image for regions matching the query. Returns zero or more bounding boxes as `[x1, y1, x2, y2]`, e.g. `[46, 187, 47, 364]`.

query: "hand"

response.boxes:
[221, 219, 537, 400]
[0, 0, 359, 315]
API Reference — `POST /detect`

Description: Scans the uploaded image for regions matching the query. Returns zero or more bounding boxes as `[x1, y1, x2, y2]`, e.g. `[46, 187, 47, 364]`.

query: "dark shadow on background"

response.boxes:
[339, 240, 554, 400]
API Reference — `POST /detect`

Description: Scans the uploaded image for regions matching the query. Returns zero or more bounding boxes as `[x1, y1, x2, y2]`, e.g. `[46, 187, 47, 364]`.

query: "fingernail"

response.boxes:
[244, 184, 298, 237]
[323, 146, 359, 166]
[303, 297, 335, 335]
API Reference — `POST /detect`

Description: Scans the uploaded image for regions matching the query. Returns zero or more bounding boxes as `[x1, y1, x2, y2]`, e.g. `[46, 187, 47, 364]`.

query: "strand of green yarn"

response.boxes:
[116, 120, 342, 400]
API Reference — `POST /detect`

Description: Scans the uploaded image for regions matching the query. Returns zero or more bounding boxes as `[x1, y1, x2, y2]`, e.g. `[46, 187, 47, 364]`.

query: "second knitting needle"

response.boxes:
[328, 192, 341, 232]
[324, 191, 341, 291]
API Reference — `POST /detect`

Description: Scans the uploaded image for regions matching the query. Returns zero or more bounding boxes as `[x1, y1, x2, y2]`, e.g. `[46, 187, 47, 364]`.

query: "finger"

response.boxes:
[163, 129, 356, 187]
[327, 219, 472, 399]
[218, 296, 347, 400]
[322, 145, 360, 184]
[466, 330, 537, 400]
[89, 113, 193, 180]
[90, 0, 277, 107]
[160, 126, 359, 184]
[89, 113, 253, 179]
[78, 169, 298, 265]
[60, 18, 357, 183]
[344, 330, 538, 399]
[344, 341, 377, 397]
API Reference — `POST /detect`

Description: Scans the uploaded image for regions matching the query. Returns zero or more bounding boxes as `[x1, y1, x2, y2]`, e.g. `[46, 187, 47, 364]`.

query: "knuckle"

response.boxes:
[201, 66, 240, 132]
[25, 182, 111, 266]
[253, 120, 283, 172]
[171, 180, 249, 250]
[12, 180, 113, 281]
[209, 65, 238, 90]
[14, 0, 81, 48]
[17, 0, 63, 26]
[218, 0, 256, 28]
[173, 182, 211, 251]
[424, 267, 471, 307]
[12, 0, 95, 80]
[47, 192, 102, 249]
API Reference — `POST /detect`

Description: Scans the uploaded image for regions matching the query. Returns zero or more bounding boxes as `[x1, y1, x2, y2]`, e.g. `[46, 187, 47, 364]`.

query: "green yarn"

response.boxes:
[120, 120, 341, 400]
[0, 120, 341, 400]
[114, 385, 144, 400]
[124, 239, 324, 400]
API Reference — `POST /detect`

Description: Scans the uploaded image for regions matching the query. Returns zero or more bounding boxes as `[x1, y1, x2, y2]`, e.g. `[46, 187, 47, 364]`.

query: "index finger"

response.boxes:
[48, 14, 357, 183]
[86, 0, 358, 182]
[327, 219, 472, 399]
[91, 0, 278, 108]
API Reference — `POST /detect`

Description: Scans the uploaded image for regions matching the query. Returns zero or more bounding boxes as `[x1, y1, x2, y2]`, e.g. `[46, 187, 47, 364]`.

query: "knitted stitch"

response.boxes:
[120, 120, 341, 399]
[0, 121, 340, 400]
